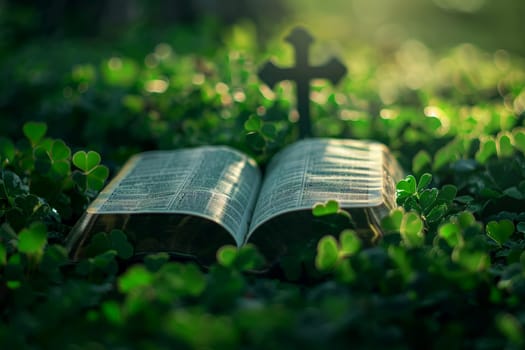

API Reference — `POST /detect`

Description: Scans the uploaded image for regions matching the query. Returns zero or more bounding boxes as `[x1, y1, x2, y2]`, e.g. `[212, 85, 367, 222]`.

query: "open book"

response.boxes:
[67, 138, 403, 264]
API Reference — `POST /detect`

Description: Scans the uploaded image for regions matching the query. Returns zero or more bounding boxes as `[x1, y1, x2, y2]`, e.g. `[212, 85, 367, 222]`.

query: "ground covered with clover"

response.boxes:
[1, 12, 525, 350]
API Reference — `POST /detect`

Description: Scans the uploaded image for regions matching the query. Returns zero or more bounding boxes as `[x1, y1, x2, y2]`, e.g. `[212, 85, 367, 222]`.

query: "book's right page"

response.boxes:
[247, 138, 403, 262]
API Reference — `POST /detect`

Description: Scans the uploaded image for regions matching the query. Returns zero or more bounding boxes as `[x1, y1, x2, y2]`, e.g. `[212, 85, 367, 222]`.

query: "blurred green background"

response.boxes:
[1, 0, 524, 162]
[289, 0, 525, 55]
[1, 0, 524, 55]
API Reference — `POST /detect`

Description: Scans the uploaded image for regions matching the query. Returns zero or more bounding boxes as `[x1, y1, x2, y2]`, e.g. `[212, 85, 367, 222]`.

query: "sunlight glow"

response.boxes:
[154, 43, 172, 60]
[424, 105, 450, 132]
[108, 57, 122, 70]
[380, 109, 398, 120]
[311, 91, 327, 104]
[215, 82, 229, 95]
[233, 90, 246, 103]
[192, 74, 205, 85]
[207, 159, 247, 231]
[339, 109, 365, 121]
[494, 50, 510, 71]
[288, 110, 299, 123]
[433, 0, 486, 13]
[256, 106, 266, 116]
[145, 79, 169, 93]
[259, 85, 275, 101]
[514, 92, 525, 115]
[145, 54, 158, 68]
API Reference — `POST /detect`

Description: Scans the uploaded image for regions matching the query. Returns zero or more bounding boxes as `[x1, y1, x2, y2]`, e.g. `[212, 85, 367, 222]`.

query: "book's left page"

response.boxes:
[67, 146, 261, 263]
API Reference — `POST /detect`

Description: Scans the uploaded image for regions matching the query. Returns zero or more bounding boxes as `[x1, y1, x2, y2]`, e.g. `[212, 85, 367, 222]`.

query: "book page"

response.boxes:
[88, 147, 261, 246]
[248, 138, 396, 237]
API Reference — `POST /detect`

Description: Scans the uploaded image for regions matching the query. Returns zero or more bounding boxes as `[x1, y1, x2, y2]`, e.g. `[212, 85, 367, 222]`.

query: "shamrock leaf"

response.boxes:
[23, 121, 47, 145]
[381, 207, 404, 232]
[244, 115, 262, 132]
[486, 220, 514, 245]
[73, 151, 101, 172]
[86, 165, 110, 191]
[72, 150, 109, 192]
[33, 146, 52, 173]
[85, 229, 134, 259]
[439, 222, 462, 247]
[417, 173, 432, 191]
[313, 199, 340, 216]
[217, 245, 237, 267]
[514, 129, 525, 153]
[400, 212, 424, 247]
[315, 235, 339, 271]
[419, 188, 438, 211]
[118, 265, 153, 294]
[144, 252, 170, 272]
[109, 229, 134, 259]
[18, 222, 47, 255]
[339, 229, 361, 256]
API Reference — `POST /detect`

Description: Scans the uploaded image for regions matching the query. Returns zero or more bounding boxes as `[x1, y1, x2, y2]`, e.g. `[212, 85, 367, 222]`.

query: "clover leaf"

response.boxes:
[315, 235, 339, 271]
[438, 222, 462, 247]
[339, 229, 361, 256]
[23, 121, 47, 145]
[144, 252, 170, 272]
[73, 150, 101, 172]
[217, 245, 237, 267]
[244, 115, 262, 132]
[216, 244, 265, 271]
[72, 150, 109, 192]
[109, 229, 134, 259]
[381, 207, 404, 233]
[18, 222, 47, 256]
[85, 229, 133, 259]
[486, 220, 515, 245]
[312, 199, 340, 216]
[514, 129, 525, 154]
[400, 212, 424, 247]
[118, 265, 153, 294]
[86, 165, 110, 191]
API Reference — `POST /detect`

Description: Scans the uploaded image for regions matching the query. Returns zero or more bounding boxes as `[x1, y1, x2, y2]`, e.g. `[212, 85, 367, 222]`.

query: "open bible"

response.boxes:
[67, 138, 403, 265]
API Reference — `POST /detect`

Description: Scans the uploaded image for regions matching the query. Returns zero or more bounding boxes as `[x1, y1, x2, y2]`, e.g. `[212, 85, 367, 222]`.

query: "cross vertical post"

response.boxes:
[258, 27, 347, 138]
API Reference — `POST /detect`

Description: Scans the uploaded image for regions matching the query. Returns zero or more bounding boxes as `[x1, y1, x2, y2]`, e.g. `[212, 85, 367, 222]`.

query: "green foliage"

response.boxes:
[312, 199, 340, 216]
[17, 222, 47, 256]
[312, 199, 352, 222]
[217, 244, 266, 271]
[72, 150, 109, 192]
[315, 235, 339, 271]
[84, 229, 134, 260]
[315, 230, 361, 283]
[486, 219, 515, 246]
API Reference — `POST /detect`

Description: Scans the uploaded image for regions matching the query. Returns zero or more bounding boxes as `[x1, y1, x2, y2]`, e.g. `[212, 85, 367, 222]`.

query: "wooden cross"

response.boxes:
[258, 27, 347, 138]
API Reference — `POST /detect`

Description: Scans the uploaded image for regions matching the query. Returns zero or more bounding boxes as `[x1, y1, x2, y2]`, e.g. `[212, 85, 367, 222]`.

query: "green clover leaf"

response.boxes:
[109, 229, 134, 259]
[18, 222, 47, 255]
[315, 235, 339, 271]
[339, 229, 361, 256]
[118, 265, 153, 293]
[86, 165, 110, 191]
[486, 219, 515, 245]
[73, 150, 102, 172]
[23, 121, 47, 145]
[313, 199, 340, 216]
[244, 115, 262, 132]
